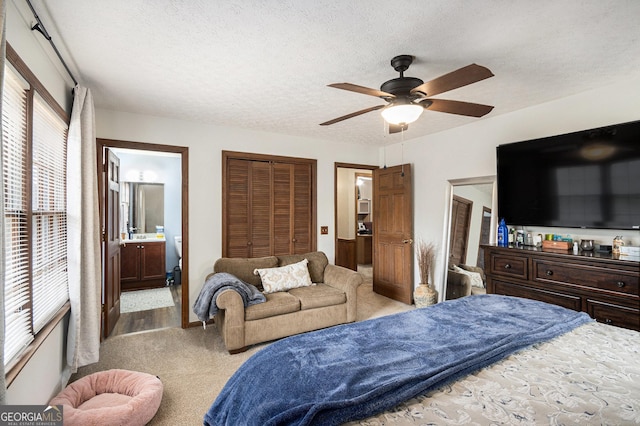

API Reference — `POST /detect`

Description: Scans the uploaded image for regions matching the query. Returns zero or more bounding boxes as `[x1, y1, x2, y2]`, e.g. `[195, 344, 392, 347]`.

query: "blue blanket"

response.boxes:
[205, 294, 591, 426]
[193, 272, 266, 323]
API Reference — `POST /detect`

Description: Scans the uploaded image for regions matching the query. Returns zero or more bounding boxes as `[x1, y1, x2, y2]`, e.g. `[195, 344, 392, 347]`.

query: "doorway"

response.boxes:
[97, 138, 189, 338]
[334, 163, 376, 272]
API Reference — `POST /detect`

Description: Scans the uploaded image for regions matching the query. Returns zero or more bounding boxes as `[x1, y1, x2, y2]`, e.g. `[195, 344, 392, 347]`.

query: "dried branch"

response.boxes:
[416, 239, 436, 285]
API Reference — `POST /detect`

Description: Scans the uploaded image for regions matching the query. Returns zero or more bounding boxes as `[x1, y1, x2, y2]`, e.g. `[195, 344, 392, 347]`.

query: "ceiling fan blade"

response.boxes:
[411, 64, 494, 97]
[319, 105, 386, 126]
[424, 99, 494, 117]
[388, 123, 408, 134]
[328, 83, 394, 99]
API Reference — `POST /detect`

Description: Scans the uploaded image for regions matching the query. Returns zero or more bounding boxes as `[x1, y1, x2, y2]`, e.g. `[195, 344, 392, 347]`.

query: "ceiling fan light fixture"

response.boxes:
[381, 103, 423, 125]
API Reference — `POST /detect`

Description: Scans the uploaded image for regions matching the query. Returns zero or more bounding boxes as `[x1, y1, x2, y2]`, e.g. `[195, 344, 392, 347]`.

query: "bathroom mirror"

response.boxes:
[442, 176, 497, 300]
[123, 182, 164, 233]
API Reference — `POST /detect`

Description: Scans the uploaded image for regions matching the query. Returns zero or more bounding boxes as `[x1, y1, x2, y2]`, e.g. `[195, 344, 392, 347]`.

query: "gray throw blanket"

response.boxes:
[193, 272, 266, 324]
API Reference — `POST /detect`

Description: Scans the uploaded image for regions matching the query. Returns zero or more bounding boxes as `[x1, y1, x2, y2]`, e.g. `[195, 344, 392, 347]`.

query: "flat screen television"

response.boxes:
[497, 120, 640, 230]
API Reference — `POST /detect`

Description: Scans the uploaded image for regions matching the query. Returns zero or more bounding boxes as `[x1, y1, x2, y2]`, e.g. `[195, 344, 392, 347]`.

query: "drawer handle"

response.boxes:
[504, 264, 511, 269]
[617, 281, 625, 288]
[546, 270, 553, 276]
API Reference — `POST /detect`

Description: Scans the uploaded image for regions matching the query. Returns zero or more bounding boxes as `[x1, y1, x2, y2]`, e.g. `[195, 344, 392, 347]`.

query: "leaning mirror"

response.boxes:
[123, 182, 164, 234]
[442, 176, 496, 301]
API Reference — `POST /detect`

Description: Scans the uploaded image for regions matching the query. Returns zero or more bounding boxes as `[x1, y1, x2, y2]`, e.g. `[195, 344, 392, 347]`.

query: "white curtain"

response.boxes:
[66, 86, 101, 371]
[0, 0, 8, 404]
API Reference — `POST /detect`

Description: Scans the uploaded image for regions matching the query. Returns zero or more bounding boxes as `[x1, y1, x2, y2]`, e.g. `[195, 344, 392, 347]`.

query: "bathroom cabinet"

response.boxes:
[121, 241, 166, 291]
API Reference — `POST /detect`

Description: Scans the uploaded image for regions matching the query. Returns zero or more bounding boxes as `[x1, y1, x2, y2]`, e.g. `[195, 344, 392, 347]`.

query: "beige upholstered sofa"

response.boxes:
[209, 251, 363, 354]
[446, 264, 487, 300]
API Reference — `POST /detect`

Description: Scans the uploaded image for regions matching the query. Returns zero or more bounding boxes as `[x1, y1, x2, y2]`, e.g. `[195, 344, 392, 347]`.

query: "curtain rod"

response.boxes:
[25, 0, 78, 86]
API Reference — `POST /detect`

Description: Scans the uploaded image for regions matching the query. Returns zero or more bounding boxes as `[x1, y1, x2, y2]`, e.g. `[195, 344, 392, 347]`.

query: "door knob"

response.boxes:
[402, 239, 413, 244]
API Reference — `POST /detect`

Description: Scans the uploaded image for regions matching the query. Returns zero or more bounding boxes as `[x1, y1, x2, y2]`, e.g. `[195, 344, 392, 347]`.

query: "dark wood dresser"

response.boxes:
[483, 244, 639, 331]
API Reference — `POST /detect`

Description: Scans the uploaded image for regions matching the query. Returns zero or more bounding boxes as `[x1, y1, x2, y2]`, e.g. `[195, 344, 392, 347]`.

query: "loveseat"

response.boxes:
[445, 264, 487, 300]
[209, 251, 363, 354]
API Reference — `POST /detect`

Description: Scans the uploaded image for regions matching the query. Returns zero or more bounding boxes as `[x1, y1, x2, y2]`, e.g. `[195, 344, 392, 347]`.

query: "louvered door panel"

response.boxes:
[250, 161, 273, 257]
[293, 163, 312, 254]
[273, 163, 293, 255]
[226, 159, 251, 257]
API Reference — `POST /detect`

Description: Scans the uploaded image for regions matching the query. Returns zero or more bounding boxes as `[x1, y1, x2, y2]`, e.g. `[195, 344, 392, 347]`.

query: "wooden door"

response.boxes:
[249, 162, 272, 257]
[223, 152, 315, 258]
[336, 238, 357, 270]
[449, 195, 472, 267]
[273, 163, 293, 255]
[272, 162, 313, 255]
[225, 159, 272, 257]
[373, 164, 413, 304]
[292, 163, 312, 254]
[103, 148, 121, 339]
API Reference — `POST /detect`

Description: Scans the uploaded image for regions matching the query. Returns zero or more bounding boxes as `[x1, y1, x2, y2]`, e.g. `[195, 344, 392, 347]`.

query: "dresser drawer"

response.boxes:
[586, 299, 640, 331]
[493, 279, 582, 311]
[488, 253, 528, 280]
[533, 260, 639, 296]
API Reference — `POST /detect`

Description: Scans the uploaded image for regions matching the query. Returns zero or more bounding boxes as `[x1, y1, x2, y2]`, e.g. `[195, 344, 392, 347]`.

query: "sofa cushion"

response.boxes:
[452, 265, 485, 288]
[288, 284, 347, 310]
[278, 251, 328, 283]
[245, 292, 300, 321]
[214, 256, 278, 289]
[254, 259, 314, 294]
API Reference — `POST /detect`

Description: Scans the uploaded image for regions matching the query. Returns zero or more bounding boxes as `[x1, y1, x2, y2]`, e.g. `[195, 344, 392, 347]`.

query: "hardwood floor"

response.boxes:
[109, 284, 182, 338]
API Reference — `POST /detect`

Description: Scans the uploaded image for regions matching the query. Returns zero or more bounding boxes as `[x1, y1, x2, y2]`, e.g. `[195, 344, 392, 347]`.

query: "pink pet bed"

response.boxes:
[50, 369, 163, 426]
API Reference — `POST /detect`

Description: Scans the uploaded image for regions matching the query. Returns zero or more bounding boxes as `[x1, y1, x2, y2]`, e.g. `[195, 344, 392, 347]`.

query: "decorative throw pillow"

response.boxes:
[254, 259, 314, 294]
[452, 265, 485, 288]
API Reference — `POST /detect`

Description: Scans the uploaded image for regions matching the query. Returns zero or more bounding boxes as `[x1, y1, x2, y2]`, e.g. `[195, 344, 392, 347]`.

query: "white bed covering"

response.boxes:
[349, 322, 640, 425]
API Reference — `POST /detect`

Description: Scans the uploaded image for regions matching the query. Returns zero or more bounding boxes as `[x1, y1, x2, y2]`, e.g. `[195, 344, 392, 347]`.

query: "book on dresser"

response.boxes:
[482, 244, 639, 331]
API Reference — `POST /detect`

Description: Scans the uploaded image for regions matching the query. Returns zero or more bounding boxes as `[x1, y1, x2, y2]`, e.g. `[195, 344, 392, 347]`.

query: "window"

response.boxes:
[2, 56, 70, 369]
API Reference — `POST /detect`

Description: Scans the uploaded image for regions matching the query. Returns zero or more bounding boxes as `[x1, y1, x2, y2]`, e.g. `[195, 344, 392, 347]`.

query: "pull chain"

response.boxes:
[400, 125, 405, 176]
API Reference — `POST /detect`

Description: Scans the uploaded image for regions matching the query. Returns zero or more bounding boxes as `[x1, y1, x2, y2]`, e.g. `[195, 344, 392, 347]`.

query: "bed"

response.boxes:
[205, 295, 640, 425]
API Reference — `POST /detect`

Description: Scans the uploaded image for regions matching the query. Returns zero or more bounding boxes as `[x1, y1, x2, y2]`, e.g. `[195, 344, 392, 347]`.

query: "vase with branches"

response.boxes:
[414, 239, 438, 307]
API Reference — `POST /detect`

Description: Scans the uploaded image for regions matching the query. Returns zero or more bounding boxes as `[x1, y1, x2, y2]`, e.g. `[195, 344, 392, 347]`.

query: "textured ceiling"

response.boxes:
[25, 0, 640, 146]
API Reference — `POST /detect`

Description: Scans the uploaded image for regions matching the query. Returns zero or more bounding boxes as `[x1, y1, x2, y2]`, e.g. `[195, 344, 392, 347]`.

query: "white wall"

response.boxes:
[381, 75, 640, 299]
[95, 109, 379, 322]
[336, 168, 355, 239]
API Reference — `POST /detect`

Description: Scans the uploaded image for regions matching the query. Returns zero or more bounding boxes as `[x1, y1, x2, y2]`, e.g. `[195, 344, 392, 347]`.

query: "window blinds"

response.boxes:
[2, 66, 33, 366]
[2, 65, 70, 368]
[31, 93, 69, 333]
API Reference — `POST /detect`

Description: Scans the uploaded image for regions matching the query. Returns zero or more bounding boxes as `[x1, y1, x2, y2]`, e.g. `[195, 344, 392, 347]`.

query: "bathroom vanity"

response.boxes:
[120, 237, 166, 291]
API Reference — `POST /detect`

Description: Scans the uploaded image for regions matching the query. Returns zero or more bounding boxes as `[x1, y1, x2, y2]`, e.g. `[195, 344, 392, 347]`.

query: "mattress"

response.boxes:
[347, 322, 640, 425]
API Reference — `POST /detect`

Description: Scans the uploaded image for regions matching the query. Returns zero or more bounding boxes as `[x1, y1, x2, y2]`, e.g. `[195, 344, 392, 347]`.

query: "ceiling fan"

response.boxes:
[320, 55, 495, 133]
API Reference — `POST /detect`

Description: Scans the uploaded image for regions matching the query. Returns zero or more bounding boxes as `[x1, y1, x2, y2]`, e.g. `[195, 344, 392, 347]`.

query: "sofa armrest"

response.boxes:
[323, 264, 363, 322]
[446, 271, 472, 300]
[215, 289, 246, 352]
[459, 264, 486, 283]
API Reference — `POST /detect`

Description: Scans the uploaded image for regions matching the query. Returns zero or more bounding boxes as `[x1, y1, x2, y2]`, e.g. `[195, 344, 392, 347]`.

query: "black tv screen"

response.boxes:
[497, 120, 640, 230]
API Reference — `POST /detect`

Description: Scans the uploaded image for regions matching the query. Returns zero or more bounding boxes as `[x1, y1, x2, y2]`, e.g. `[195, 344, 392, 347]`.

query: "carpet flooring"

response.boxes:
[120, 287, 175, 313]
[71, 271, 413, 425]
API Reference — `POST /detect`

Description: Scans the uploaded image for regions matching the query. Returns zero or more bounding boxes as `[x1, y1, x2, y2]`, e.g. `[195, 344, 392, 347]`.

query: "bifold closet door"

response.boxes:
[272, 162, 313, 255]
[225, 159, 272, 258]
[223, 152, 316, 258]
